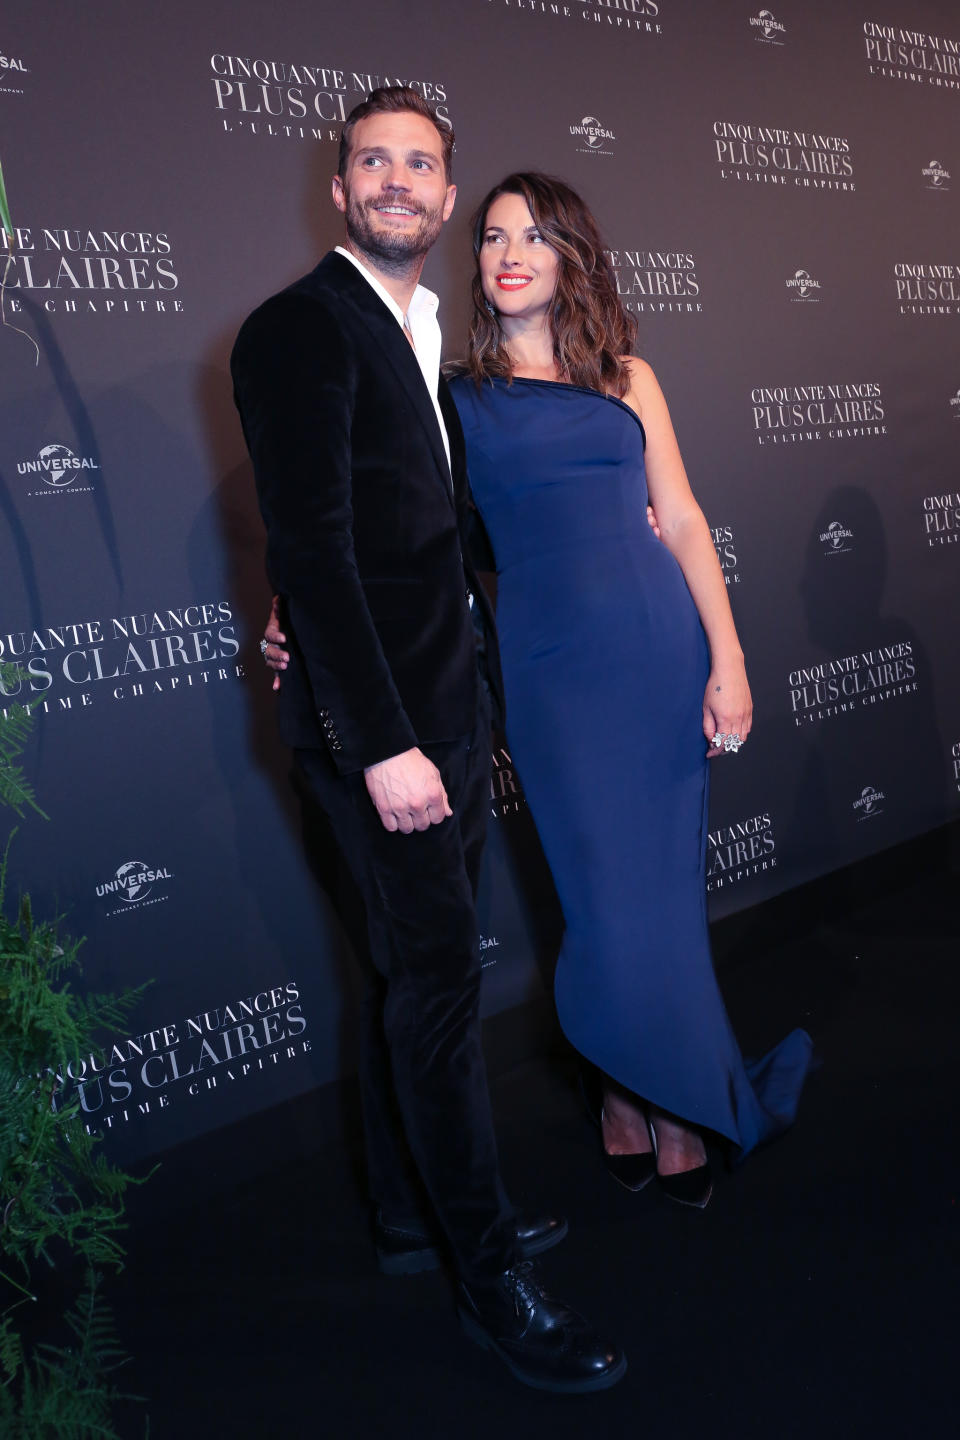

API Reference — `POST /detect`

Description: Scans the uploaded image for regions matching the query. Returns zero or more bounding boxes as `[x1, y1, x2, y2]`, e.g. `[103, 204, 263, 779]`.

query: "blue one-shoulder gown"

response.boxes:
[451, 376, 812, 1157]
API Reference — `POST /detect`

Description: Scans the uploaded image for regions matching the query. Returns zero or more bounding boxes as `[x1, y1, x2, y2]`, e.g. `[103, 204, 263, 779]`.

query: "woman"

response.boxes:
[265, 173, 812, 1206]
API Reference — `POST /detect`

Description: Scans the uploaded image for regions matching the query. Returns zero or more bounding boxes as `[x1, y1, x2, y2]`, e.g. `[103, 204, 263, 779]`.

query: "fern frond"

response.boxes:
[0, 670, 150, 1434]
[0, 760, 46, 820]
[0, 1312, 24, 1381]
[0, 668, 46, 819]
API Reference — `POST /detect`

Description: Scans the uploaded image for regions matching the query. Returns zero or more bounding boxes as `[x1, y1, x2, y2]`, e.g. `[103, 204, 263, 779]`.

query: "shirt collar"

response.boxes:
[335, 245, 439, 329]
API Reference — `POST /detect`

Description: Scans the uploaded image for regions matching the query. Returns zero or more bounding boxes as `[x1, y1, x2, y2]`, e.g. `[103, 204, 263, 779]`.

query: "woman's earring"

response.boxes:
[484, 299, 497, 316]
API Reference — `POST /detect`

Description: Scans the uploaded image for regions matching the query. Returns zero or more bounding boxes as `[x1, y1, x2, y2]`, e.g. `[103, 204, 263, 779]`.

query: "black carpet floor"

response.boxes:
[112, 825, 958, 1439]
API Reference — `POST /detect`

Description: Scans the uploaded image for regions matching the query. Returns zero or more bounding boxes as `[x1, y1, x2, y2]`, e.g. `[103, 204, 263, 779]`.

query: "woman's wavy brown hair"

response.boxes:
[456, 172, 637, 398]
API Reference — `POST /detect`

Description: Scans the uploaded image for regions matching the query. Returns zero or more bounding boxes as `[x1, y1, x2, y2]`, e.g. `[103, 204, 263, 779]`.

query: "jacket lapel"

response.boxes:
[438, 375, 470, 509]
[314, 253, 453, 504]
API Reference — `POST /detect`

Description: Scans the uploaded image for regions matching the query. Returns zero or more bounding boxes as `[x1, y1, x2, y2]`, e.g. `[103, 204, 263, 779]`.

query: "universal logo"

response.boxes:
[750, 11, 786, 45]
[0, 48, 30, 94]
[852, 785, 885, 821]
[17, 444, 99, 498]
[480, 935, 500, 969]
[819, 521, 854, 555]
[96, 860, 174, 917]
[786, 269, 822, 302]
[570, 116, 615, 155]
[711, 525, 741, 585]
[951, 388, 960, 417]
[922, 160, 951, 189]
[951, 739, 960, 791]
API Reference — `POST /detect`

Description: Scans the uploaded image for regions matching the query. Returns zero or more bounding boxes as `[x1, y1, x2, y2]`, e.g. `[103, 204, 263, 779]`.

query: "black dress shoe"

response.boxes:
[374, 1211, 569, 1277]
[458, 1261, 627, 1393]
[514, 1212, 569, 1257]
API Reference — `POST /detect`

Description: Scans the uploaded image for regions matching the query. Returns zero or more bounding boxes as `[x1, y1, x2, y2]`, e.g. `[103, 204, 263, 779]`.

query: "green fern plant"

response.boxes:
[0, 1272, 138, 1439]
[0, 661, 151, 1437]
[0, 689, 46, 819]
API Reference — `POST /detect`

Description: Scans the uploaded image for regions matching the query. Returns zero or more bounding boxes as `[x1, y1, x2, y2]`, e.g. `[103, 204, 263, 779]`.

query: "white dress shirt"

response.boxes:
[335, 246, 452, 478]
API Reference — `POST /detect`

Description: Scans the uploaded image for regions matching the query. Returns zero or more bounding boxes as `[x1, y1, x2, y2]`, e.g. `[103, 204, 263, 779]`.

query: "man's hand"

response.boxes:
[364, 749, 453, 833]
[265, 511, 659, 693]
[263, 595, 290, 691]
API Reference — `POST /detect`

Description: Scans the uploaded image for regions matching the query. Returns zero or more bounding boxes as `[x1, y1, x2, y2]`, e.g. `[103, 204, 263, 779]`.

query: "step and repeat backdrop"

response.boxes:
[1, 1, 957, 1160]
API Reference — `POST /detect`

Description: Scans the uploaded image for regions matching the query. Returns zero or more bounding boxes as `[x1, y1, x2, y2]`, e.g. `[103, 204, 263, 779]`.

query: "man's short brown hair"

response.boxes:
[337, 86, 454, 182]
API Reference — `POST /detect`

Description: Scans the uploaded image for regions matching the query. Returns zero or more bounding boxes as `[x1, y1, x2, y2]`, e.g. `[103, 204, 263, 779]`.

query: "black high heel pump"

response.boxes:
[600, 1107, 656, 1192]
[649, 1121, 713, 1210]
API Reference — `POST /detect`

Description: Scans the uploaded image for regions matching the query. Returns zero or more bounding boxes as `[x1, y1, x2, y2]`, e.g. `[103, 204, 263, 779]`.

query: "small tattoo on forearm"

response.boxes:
[715, 685, 722, 693]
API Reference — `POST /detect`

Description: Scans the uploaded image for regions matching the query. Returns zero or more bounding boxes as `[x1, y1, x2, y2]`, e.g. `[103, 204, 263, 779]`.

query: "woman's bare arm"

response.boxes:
[622, 358, 752, 750]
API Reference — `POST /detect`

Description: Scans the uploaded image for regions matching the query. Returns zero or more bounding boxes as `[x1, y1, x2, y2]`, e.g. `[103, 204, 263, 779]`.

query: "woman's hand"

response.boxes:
[702, 658, 752, 757]
[263, 595, 290, 692]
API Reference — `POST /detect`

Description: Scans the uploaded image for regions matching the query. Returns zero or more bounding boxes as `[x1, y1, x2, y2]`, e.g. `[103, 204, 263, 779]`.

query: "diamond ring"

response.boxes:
[259, 638, 269, 656]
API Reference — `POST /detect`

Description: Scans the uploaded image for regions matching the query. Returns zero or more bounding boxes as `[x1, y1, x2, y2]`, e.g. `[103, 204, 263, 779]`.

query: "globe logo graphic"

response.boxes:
[787, 268, 821, 300]
[38, 443, 77, 487]
[820, 521, 852, 552]
[581, 117, 604, 149]
[859, 786, 881, 814]
[759, 10, 778, 39]
[116, 860, 153, 903]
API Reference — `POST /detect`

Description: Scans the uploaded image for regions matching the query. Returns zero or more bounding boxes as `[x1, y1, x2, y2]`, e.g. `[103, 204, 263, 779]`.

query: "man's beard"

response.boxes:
[344, 191, 445, 275]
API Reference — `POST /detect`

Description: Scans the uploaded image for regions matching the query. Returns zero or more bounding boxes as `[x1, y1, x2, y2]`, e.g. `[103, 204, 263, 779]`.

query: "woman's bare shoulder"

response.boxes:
[618, 356, 664, 421]
[620, 355, 661, 391]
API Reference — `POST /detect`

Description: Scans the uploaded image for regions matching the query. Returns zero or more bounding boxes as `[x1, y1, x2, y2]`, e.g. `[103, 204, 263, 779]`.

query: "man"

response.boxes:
[231, 87, 625, 1393]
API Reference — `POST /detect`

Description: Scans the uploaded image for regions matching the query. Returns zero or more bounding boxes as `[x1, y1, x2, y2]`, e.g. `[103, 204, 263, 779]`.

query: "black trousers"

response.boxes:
[295, 694, 517, 1284]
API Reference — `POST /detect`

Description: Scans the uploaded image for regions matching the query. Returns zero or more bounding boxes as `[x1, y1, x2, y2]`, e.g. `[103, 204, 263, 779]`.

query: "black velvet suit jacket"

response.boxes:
[230, 250, 501, 774]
